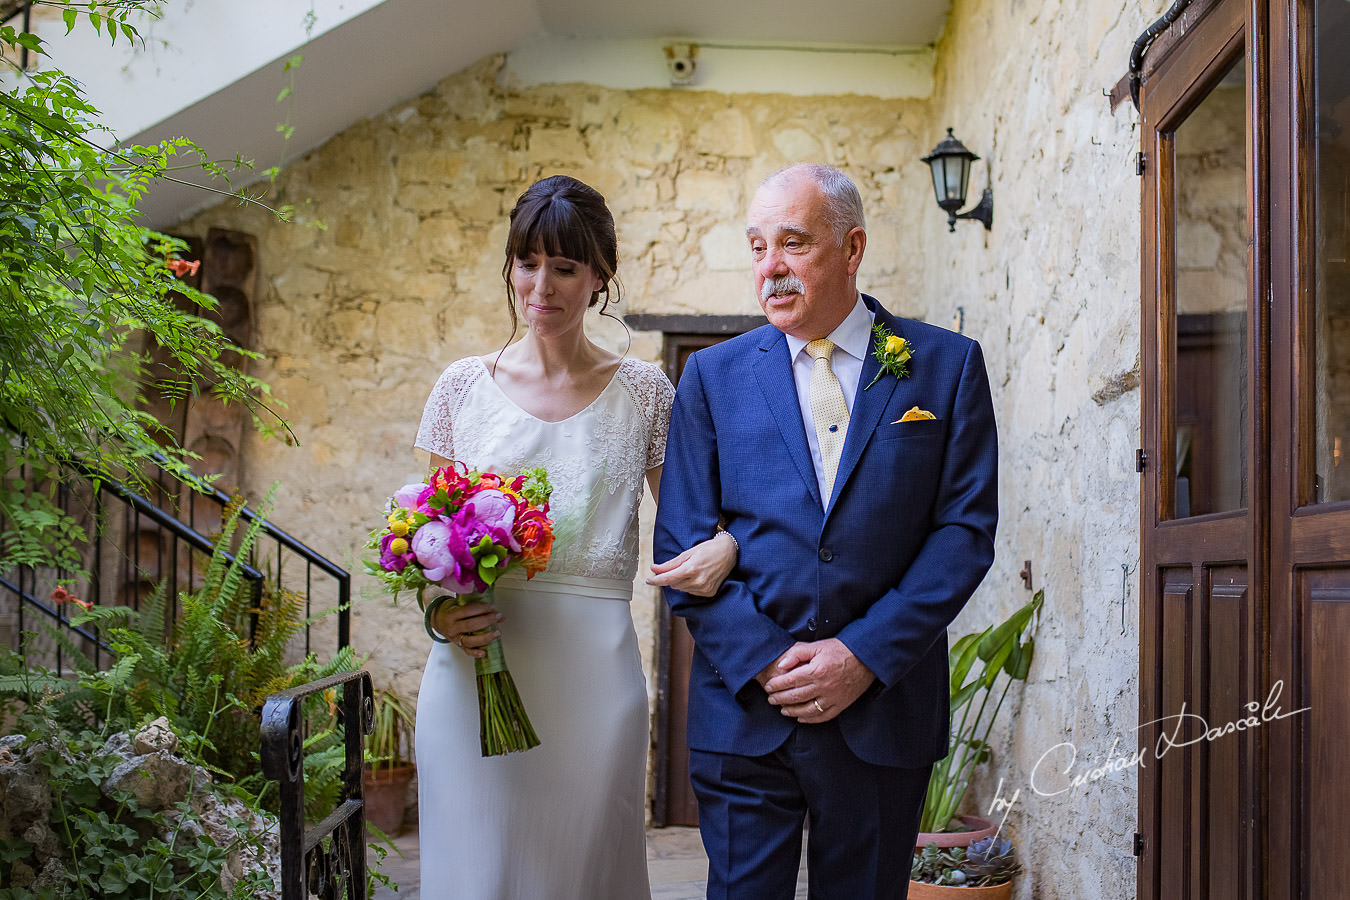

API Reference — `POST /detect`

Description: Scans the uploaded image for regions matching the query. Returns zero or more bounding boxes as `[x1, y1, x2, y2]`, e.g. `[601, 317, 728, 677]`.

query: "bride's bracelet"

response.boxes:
[423, 594, 453, 644]
[716, 528, 739, 554]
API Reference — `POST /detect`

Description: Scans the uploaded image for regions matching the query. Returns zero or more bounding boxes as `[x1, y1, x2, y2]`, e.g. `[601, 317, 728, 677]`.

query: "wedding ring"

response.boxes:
[812, 699, 825, 714]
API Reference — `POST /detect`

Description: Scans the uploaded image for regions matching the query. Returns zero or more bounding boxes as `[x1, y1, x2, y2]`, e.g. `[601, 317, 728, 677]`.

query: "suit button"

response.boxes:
[819, 548, 833, 562]
[807, 618, 818, 632]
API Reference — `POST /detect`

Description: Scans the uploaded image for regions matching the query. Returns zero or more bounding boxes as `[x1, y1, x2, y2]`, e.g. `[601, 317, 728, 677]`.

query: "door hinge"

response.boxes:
[1133, 832, 1145, 856]
[1136, 449, 1147, 473]
[1136, 152, 1146, 175]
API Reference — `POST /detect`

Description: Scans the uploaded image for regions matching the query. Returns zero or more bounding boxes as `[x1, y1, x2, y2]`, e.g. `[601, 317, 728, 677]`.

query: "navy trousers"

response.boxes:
[689, 720, 932, 900]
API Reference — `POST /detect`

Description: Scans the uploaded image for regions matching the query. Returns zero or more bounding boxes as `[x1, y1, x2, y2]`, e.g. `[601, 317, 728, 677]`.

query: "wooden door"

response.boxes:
[1268, 0, 1350, 894]
[1140, 0, 1350, 896]
[630, 313, 765, 827]
[653, 334, 726, 827]
[1138, 1, 1265, 897]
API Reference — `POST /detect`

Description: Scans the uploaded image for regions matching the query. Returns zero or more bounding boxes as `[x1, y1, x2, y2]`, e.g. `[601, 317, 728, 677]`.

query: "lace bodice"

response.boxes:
[414, 356, 674, 581]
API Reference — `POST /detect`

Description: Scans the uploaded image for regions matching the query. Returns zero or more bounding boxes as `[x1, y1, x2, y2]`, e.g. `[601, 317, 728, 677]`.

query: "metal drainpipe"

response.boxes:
[19, 1, 31, 70]
[1129, 0, 1196, 111]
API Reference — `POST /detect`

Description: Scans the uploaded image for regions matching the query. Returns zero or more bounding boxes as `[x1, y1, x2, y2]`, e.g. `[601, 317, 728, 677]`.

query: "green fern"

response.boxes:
[0, 488, 364, 807]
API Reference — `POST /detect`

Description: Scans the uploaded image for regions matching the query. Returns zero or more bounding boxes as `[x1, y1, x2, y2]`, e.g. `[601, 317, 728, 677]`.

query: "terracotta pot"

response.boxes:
[363, 764, 415, 837]
[915, 814, 998, 850]
[907, 879, 1013, 899]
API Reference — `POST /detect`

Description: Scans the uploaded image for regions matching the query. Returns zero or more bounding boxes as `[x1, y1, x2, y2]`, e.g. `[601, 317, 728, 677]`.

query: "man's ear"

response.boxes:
[844, 227, 867, 276]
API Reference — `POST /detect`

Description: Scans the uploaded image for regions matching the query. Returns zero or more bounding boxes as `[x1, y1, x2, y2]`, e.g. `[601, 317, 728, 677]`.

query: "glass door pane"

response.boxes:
[1314, 0, 1350, 504]
[1171, 53, 1249, 518]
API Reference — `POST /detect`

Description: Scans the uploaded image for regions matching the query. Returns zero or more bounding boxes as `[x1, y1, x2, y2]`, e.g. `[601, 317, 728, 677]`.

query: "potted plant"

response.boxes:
[910, 835, 1022, 898]
[917, 589, 1043, 849]
[364, 683, 417, 837]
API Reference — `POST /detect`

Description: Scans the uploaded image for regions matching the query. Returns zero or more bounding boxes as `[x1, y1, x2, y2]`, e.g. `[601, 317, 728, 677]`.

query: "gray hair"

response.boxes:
[759, 164, 866, 245]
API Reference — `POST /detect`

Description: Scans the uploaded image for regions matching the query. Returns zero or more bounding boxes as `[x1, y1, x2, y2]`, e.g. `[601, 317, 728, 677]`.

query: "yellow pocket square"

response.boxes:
[893, 406, 936, 424]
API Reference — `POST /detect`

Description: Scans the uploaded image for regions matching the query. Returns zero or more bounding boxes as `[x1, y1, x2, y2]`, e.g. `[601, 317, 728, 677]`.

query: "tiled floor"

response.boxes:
[370, 824, 809, 899]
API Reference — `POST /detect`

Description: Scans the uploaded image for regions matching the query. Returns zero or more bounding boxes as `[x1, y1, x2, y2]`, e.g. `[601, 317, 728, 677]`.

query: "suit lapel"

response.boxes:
[752, 329, 823, 509]
[829, 296, 907, 512]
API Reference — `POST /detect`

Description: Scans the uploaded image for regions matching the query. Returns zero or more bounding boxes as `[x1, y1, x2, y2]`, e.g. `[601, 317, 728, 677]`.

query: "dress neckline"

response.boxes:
[474, 356, 625, 425]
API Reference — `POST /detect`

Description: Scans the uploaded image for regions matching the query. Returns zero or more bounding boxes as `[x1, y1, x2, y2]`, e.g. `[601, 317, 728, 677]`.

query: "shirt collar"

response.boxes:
[784, 293, 873, 364]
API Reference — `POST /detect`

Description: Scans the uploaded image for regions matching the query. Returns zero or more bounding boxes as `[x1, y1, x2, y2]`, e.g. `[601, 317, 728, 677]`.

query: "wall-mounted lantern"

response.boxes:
[921, 128, 994, 232]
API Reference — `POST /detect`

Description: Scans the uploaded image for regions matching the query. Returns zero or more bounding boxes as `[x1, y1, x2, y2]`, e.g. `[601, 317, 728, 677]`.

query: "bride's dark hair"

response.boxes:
[501, 175, 621, 328]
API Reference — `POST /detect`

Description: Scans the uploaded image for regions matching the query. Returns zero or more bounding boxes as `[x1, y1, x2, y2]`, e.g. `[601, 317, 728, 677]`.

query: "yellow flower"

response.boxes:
[389, 519, 409, 537]
[390, 537, 409, 555]
[885, 335, 908, 356]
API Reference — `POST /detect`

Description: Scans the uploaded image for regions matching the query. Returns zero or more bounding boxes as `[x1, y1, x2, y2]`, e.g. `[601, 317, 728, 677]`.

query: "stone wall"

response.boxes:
[920, 2, 1168, 898]
[175, 52, 934, 767]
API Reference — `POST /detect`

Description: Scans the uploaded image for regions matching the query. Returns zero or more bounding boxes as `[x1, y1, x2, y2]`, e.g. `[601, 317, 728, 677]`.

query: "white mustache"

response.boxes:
[761, 276, 805, 301]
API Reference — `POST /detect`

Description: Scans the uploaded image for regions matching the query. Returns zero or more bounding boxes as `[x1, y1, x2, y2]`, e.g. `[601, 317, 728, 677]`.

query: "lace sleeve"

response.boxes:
[616, 359, 675, 470]
[414, 357, 483, 458]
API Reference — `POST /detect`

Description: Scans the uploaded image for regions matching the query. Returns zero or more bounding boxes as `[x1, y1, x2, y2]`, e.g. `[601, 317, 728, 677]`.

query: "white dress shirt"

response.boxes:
[784, 294, 874, 505]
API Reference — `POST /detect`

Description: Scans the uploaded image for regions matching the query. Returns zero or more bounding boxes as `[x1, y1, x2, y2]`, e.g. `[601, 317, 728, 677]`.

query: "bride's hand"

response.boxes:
[431, 599, 503, 658]
[646, 530, 737, 597]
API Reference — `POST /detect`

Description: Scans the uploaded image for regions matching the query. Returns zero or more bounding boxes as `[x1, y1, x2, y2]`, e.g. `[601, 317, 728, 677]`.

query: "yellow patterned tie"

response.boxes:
[806, 339, 850, 500]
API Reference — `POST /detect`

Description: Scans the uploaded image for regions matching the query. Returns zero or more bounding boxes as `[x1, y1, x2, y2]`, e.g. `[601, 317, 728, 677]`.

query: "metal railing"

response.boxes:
[0, 454, 350, 669]
[261, 669, 373, 900]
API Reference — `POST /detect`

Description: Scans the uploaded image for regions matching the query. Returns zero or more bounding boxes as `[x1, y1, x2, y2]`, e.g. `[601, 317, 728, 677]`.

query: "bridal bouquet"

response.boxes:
[366, 462, 554, 755]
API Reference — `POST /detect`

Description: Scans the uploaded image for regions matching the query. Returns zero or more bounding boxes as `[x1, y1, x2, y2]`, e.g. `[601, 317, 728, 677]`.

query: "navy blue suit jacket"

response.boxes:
[654, 295, 998, 768]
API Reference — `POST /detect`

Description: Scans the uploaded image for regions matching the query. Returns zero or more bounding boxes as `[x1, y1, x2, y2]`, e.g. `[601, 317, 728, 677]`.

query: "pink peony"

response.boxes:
[464, 489, 517, 537]
[393, 482, 426, 510]
[410, 518, 460, 582]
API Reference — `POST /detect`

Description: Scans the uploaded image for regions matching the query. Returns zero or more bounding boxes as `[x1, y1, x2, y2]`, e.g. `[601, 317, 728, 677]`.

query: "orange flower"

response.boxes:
[50, 587, 91, 610]
[518, 517, 554, 577]
[167, 258, 201, 278]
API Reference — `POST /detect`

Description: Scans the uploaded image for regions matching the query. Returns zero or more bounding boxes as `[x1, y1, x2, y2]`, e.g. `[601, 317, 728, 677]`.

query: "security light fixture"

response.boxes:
[921, 128, 993, 232]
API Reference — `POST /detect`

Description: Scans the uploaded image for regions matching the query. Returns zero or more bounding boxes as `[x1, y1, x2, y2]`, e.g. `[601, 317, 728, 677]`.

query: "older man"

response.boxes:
[654, 163, 998, 899]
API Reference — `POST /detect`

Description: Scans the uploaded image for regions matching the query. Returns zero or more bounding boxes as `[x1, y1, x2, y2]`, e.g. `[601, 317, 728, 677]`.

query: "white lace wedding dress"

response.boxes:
[412, 356, 673, 900]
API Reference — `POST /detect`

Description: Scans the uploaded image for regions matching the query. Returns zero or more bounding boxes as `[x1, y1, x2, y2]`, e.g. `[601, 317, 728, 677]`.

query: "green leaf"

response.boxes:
[64, 8, 79, 33]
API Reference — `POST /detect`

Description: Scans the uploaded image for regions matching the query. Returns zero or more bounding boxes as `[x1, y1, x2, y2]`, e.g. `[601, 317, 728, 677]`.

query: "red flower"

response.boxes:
[50, 587, 91, 610]
[167, 258, 201, 278]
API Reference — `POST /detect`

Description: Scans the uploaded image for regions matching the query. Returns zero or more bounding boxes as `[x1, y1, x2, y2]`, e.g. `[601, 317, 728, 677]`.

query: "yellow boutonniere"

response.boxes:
[864, 323, 913, 390]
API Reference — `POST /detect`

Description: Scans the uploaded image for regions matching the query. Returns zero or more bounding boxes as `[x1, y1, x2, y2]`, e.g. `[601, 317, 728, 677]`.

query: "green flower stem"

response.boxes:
[429, 592, 541, 756]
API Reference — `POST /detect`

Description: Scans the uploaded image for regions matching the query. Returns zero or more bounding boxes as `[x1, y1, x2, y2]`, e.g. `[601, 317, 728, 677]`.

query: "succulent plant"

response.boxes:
[964, 835, 1022, 886]
[911, 836, 1021, 887]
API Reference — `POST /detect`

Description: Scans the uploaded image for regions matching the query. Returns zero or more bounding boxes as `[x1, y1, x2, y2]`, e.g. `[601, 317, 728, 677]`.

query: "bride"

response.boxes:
[412, 174, 736, 899]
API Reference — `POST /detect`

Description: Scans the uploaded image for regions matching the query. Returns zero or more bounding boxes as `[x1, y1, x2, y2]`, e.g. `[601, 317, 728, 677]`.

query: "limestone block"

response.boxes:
[673, 169, 738, 212]
[397, 182, 462, 215]
[694, 108, 756, 158]
[700, 222, 751, 272]
[615, 102, 684, 163]
[526, 125, 590, 165]
[771, 128, 825, 164]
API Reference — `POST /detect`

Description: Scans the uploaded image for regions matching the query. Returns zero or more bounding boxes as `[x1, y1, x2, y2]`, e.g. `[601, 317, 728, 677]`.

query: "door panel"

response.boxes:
[1139, 3, 1259, 898]
[1203, 573, 1253, 900]
[1269, 0, 1350, 895]
[1306, 574, 1350, 894]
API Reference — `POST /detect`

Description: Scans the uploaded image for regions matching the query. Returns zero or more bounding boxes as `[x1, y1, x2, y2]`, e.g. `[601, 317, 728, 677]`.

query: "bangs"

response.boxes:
[508, 196, 600, 270]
